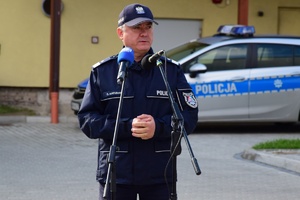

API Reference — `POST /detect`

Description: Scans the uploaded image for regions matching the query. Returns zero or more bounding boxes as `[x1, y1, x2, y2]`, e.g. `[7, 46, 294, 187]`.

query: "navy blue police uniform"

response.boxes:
[78, 48, 198, 199]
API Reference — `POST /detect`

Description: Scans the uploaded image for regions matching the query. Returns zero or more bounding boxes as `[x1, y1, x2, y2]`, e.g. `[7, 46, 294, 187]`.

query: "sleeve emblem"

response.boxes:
[183, 92, 198, 108]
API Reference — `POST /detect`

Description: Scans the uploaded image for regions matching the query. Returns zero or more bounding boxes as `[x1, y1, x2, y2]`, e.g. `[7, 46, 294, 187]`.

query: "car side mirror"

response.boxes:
[189, 63, 207, 78]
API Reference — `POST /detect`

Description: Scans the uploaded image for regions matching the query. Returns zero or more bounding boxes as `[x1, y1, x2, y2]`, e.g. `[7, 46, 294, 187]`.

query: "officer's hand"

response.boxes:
[131, 114, 155, 140]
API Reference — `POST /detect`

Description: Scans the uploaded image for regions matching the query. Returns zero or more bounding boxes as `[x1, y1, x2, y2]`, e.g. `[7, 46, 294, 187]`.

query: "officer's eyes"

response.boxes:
[132, 24, 153, 30]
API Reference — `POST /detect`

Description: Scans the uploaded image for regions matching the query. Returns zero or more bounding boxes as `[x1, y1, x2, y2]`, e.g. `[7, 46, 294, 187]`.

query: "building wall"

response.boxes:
[0, 0, 300, 116]
[0, 0, 238, 88]
[249, 0, 300, 34]
[1, 0, 300, 88]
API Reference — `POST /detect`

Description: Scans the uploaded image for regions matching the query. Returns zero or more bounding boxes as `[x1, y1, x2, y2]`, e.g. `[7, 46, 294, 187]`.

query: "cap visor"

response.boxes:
[125, 17, 158, 27]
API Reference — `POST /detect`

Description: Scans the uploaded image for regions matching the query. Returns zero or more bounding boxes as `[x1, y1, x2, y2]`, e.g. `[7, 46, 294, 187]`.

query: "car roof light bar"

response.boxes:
[217, 25, 255, 36]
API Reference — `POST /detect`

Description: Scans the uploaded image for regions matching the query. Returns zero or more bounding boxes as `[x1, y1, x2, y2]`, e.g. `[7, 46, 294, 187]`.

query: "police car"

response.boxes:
[71, 25, 300, 123]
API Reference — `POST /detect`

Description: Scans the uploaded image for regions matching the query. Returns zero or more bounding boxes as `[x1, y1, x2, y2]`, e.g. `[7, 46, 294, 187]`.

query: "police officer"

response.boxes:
[78, 3, 198, 200]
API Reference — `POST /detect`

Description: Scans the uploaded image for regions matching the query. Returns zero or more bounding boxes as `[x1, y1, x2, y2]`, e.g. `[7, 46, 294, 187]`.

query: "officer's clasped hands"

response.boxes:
[131, 114, 155, 140]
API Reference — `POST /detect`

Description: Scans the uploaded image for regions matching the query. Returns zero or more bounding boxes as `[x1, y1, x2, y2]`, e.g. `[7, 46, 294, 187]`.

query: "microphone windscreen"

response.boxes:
[141, 54, 155, 70]
[117, 47, 134, 65]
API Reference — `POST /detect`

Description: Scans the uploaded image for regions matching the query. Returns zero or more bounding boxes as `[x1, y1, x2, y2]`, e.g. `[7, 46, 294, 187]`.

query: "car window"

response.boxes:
[294, 46, 300, 65]
[167, 41, 207, 61]
[181, 44, 248, 73]
[256, 44, 293, 68]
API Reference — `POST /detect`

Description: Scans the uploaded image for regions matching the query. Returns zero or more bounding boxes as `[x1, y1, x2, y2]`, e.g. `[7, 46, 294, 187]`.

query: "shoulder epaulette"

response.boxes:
[92, 55, 117, 69]
[165, 57, 179, 66]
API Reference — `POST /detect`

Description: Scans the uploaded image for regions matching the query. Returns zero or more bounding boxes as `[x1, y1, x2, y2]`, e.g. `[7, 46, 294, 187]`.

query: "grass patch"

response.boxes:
[0, 105, 36, 116]
[253, 138, 300, 150]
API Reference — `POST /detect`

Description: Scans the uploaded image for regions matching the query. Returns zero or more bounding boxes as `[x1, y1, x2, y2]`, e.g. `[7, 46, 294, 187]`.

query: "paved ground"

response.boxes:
[0, 121, 98, 200]
[1, 118, 300, 200]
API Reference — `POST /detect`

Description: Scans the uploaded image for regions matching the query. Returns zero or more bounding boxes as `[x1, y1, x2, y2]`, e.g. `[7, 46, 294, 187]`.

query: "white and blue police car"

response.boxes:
[71, 25, 300, 124]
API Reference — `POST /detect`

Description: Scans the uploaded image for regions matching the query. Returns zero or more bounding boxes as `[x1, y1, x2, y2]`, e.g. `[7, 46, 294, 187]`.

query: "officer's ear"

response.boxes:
[117, 26, 124, 40]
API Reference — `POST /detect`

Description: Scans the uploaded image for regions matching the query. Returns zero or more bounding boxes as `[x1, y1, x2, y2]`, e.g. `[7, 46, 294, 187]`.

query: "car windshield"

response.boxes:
[166, 41, 208, 61]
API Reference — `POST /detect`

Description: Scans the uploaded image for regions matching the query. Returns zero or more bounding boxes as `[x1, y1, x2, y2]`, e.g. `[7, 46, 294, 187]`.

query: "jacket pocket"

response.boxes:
[154, 140, 170, 153]
[97, 141, 129, 182]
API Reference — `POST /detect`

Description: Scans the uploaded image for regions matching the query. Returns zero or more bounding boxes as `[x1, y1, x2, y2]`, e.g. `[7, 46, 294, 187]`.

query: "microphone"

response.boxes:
[148, 50, 164, 63]
[141, 50, 164, 70]
[117, 47, 134, 84]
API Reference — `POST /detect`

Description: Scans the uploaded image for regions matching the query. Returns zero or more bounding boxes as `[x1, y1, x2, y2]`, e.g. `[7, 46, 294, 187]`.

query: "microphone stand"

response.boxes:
[156, 59, 201, 200]
[103, 69, 128, 200]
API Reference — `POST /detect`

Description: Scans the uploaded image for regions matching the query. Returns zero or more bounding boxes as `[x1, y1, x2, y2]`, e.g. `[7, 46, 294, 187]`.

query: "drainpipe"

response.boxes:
[49, 0, 61, 123]
[238, 0, 248, 25]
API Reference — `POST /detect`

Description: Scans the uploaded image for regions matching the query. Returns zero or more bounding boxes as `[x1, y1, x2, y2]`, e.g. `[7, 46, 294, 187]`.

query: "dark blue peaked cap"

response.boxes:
[118, 3, 158, 27]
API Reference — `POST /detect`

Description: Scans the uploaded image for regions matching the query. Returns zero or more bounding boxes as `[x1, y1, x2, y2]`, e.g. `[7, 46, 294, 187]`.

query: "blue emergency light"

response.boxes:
[217, 25, 255, 36]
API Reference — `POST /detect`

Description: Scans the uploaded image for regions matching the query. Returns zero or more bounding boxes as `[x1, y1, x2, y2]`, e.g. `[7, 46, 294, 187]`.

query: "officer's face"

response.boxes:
[117, 22, 153, 60]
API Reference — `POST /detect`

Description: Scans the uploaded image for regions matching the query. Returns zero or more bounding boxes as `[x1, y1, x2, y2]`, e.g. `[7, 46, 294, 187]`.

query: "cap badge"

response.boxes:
[135, 6, 145, 14]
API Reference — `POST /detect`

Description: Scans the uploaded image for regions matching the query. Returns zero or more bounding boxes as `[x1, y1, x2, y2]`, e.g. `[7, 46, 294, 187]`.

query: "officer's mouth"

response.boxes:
[138, 40, 150, 45]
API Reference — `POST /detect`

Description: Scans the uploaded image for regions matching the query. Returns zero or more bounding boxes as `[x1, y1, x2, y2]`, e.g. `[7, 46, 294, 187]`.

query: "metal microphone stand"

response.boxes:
[103, 70, 128, 200]
[156, 59, 201, 200]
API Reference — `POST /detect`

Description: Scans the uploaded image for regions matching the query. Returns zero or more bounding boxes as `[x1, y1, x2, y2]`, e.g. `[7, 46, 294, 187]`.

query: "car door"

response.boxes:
[249, 43, 300, 122]
[184, 44, 250, 121]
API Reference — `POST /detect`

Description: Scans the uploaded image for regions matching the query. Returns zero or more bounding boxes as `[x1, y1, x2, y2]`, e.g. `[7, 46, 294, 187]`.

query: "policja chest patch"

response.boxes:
[183, 92, 198, 108]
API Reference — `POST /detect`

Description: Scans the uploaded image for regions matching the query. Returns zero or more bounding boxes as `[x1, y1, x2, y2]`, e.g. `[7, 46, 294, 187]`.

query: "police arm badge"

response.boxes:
[183, 92, 198, 108]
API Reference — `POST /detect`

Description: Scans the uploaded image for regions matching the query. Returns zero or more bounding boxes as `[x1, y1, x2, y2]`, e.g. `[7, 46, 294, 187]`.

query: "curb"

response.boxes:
[0, 116, 78, 124]
[242, 149, 300, 174]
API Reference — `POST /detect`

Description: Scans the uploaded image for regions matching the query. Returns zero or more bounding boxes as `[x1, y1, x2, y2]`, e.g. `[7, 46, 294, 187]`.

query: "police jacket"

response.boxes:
[78, 48, 198, 185]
